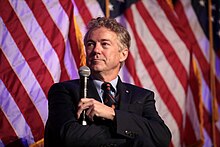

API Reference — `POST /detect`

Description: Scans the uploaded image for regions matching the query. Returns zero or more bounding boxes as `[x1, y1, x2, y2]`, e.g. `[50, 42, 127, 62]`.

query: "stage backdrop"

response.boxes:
[0, 0, 219, 147]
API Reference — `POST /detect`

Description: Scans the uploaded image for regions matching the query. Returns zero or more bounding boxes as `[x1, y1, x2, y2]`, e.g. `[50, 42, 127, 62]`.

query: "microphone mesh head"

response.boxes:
[79, 66, 91, 77]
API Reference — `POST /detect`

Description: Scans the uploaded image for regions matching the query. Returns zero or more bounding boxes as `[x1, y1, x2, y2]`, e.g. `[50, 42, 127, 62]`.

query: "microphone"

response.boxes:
[78, 66, 91, 125]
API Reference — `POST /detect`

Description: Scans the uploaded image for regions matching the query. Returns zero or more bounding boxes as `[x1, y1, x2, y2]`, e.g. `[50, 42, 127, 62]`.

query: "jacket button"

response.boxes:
[125, 130, 132, 136]
[125, 130, 136, 138]
[125, 130, 129, 135]
[110, 143, 116, 147]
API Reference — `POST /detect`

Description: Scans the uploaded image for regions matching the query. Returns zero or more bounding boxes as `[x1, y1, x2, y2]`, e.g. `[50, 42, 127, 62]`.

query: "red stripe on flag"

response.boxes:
[159, 2, 220, 143]
[0, 50, 44, 142]
[125, 53, 142, 87]
[189, 57, 220, 144]
[188, 58, 207, 143]
[25, 0, 70, 82]
[215, 125, 220, 147]
[59, 0, 81, 68]
[174, 1, 220, 103]
[169, 141, 174, 147]
[0, 109, 18, 145]
[0, 1, 53, 96]
[125, 6, 183, 134]
[215, 79, 220, 102]
[137, 1, 188, 92]
[184, 115, 197, 145]
[159, 1, 220, 144]
[74, 1, 93, 25]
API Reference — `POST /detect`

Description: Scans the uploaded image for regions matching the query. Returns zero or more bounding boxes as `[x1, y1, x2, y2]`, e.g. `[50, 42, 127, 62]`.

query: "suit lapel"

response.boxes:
[117, 77, 131, 110]
[87, 78, 102, 102]
[86, 76, 132, 109]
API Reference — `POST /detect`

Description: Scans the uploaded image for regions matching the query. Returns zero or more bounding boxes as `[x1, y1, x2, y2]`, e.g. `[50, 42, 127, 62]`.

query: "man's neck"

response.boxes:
[91, 72, 118, 82]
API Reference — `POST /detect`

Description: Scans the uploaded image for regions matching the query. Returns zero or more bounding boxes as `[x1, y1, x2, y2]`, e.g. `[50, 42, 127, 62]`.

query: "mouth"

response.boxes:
[88, 59, 105, 67]
[91, 58, 104, 62]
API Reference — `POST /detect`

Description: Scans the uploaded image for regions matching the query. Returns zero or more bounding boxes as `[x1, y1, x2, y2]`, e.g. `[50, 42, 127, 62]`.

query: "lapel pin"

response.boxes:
[125, 90, 129, 93]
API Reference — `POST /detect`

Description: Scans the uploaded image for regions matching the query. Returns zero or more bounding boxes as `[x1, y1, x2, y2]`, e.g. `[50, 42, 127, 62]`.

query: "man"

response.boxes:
[44, 17, 171, 147]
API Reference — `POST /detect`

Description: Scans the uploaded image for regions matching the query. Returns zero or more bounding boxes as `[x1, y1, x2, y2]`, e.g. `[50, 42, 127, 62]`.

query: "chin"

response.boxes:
[89, 65, 103, 72]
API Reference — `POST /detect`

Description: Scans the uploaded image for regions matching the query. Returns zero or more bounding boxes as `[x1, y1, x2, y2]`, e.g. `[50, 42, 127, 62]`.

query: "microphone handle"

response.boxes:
[82, 76, 87, 125]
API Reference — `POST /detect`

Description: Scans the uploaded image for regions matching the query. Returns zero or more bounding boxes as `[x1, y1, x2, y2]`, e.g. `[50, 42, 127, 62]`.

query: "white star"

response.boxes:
[217, 30, 220, 38]
[109, 2, 114, 11]
[199, 0, 205, 7]
[212, 5, 216, 11]
[211, 16, 214, 22]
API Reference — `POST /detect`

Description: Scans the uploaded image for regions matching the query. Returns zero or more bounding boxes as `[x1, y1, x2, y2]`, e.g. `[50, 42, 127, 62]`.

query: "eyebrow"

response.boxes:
[86, 39, 95, 43]
[86, 39, 112, 43]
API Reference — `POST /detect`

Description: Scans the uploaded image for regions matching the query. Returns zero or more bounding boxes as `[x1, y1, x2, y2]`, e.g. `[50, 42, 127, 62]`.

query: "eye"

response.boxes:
[86, 41, 95, 50]
[101, 42, 110, 49]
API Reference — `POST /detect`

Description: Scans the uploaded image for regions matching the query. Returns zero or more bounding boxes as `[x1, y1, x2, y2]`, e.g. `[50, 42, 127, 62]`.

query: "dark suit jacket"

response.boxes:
[44, 77, 171, 147]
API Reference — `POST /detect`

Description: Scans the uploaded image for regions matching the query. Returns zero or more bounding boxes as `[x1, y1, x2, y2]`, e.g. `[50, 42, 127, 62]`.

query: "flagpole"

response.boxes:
[208, 0, 218, 147]
[74, 17, 86, 66]
[105, 0, 110, 18]
[166, 0, 174, 10]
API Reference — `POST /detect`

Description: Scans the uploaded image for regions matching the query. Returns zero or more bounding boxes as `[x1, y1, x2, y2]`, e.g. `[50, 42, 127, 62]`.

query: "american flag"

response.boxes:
[0, 0, 219, 147]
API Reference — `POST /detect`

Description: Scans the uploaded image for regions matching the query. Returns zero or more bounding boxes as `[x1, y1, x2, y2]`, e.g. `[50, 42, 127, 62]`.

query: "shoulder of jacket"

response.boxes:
[50, 79, 80, 89]
[123, 82, 153, 94]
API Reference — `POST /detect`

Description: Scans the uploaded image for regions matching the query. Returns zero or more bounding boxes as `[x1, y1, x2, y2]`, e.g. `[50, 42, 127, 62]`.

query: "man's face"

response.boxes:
[85, 27, 128, 75]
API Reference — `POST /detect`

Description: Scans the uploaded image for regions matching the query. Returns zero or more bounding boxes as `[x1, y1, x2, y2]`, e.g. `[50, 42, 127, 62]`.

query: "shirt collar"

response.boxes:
[92, 76, 118, 93]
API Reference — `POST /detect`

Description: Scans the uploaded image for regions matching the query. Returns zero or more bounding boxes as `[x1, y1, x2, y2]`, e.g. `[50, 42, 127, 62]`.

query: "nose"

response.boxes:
[93, 42, 102, 53]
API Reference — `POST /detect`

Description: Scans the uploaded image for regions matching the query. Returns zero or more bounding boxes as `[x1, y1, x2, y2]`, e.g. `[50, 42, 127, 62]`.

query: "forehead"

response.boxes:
[87, 27, 117, 41]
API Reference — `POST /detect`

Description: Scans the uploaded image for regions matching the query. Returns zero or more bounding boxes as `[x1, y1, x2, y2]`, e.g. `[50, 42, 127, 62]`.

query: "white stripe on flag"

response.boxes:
[119, 66, 135, 85]
[122, 15, 181, 146]
[131, 4, 186, 113]
[142, 1, 190, 71]
[42, 0, 79, 80]
[0, 17, 48, 124]
[9, 0, 61, 82]
[180, 0, 210, 62]
[0, 80, 35, 145]
[186, 88, 202, 140]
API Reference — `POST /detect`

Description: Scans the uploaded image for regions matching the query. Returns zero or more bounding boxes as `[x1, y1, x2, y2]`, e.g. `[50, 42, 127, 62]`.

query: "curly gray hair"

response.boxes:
[84, 17, 131, 51]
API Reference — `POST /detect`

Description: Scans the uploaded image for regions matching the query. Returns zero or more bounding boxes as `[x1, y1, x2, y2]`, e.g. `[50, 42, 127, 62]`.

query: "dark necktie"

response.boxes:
[101, 82, 116, 109]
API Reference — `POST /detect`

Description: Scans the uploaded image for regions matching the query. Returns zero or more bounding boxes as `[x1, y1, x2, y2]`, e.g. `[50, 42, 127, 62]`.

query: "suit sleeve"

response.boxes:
[45, 82, 118, 147]
[114, 90, 172, 147]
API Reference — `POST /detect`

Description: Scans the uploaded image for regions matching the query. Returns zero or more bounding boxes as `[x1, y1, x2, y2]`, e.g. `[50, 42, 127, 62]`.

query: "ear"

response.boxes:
[119, 48, 129, 62]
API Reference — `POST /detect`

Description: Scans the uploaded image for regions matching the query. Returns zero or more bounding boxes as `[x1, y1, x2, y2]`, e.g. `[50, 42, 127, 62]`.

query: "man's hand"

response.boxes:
[77, 98, 115, 121]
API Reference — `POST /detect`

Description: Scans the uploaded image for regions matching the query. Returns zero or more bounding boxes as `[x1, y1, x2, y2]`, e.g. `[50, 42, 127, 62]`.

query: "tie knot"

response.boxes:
[101, 82, 114, 92]
[101, 82, 116, 108]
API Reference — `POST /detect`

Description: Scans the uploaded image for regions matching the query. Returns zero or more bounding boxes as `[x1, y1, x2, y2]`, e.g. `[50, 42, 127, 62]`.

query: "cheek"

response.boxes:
[86, 50, 92, 56]
[108, 53, 120, 62]
[86, 51, 94, 60]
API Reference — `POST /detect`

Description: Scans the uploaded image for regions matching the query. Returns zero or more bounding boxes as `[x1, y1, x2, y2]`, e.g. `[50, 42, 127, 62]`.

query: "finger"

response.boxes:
[90, 110, 98, 121]
[77, 100, 93, 119]
[80, 98, 93, 103]
[77, 103, 88, 119]
[86, 107, 94, 121]
[85, 105, 93, 116]
[87, 106, 98, 121]
[78, 98, 92, 109]
[77, 108, 83, 119]
[78, 98, 87, 107]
